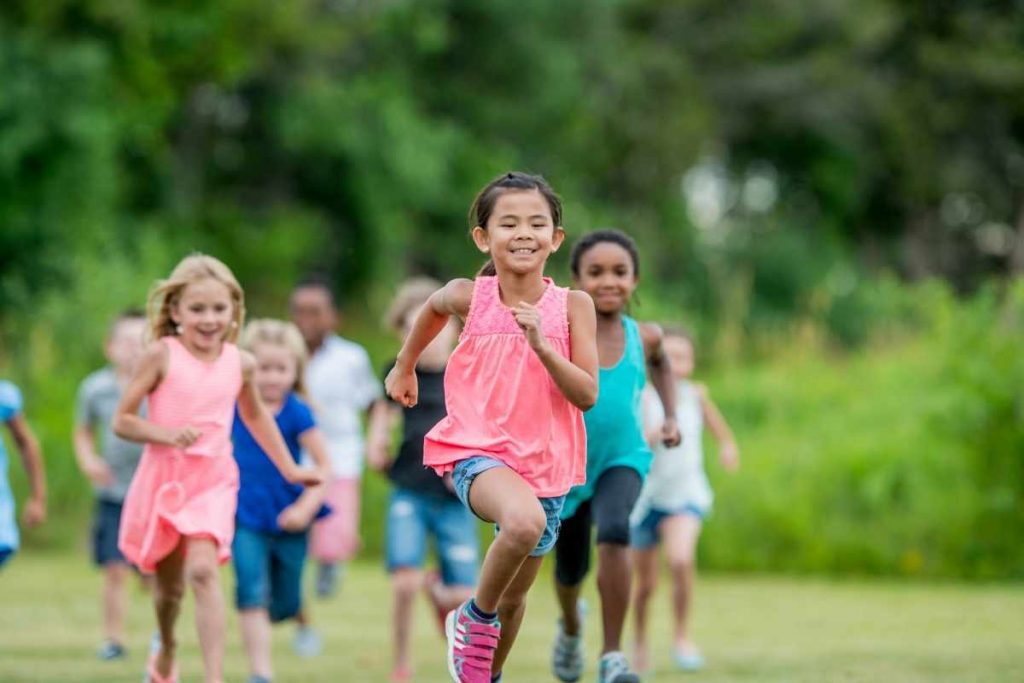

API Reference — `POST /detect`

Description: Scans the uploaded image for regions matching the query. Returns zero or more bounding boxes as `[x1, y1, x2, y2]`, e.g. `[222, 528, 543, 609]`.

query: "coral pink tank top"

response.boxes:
[147, 337, 242, 459]
[424, 276, 587, 498]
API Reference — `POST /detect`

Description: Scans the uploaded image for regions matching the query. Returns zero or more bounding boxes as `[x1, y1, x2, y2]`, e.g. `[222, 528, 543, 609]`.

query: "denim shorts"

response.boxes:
[630, 505, 708, 550]
[386, 487, 479, 586]
[93, 499, 127, 566]
[452, 456, 565, 557]
[232, 525, 309, 622]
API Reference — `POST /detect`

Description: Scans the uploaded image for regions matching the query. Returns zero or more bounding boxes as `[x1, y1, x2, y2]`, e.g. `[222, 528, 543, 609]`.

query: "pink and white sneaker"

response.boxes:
[445, 601, 501, 683]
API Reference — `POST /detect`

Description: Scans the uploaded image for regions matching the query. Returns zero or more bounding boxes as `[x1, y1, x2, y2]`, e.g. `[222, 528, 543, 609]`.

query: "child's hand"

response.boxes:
[720, 441, 740, 472]
[512, 302, 547, 351]
[661, 415, 682, 447]
[83, 459, 115, 488]
[277, 503, 314, 532]
[367, 439, 391, 472]
[167, 426, 202, 449]
[288, 466, 325, 487]
[22, 497, 46, 527]
[385, 364, 418, 408]
[442, 471, 456, 494]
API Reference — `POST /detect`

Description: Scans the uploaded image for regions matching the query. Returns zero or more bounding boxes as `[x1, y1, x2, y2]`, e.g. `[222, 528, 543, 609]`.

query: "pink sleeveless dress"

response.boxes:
[118, 337, 242, 573]
[424, 276, 587, 498]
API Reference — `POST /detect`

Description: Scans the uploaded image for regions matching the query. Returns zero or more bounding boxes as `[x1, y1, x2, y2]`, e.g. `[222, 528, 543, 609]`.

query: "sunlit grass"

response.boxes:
[2, 553, 1022, 682]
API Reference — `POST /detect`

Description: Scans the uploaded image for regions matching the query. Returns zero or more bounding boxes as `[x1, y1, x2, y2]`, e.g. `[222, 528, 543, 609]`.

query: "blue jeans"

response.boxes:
[232, 525, 308, 622]
[452, 456, 566, 557]
[386, 488, 479, 586]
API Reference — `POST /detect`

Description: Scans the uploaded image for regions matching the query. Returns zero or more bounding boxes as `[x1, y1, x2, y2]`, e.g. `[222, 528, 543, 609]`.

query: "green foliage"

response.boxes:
[702, 281, 1024, 578]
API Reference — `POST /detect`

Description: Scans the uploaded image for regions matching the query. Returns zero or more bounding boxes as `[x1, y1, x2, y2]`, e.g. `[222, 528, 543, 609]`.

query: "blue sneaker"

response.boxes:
[96, 639, 125, 661]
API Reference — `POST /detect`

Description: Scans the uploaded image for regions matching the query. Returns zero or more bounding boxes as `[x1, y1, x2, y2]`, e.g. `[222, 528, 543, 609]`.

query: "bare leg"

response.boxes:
[391, 568, 422, 674]
[186, 537, 226, 683]
[467, 468, 546, 614]
[430, 581, 474, 613]
[153, 542, 187, 678]
[103, 562, 130, 644]
[596, 543, 633, 654]
[238, 608, 273, 679]
[631, 546, 659, 672]
[491, 555, 545, 676]
[661, 515, 701, 651]
[554, 580, 584, 636]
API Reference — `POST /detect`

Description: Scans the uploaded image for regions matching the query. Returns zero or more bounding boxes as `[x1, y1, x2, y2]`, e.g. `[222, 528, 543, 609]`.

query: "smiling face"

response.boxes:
[171, 277, 235, 354]
[472, 189, 564, 276]
[573, 241, 638, 315]
[250, 342, 298, 405]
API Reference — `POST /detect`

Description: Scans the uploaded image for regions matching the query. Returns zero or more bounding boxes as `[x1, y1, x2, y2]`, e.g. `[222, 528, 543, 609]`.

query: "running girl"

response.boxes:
[631, 328, 739, 673]
[114, 254, 322, 683]
[0, 380, 46, 568]
[552, 229, 680, 683]
[386, 172, 598, 683]
[232, 319, 331, 683]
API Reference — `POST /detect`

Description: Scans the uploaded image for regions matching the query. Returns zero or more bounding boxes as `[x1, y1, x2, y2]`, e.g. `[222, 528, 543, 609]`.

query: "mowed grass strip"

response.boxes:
[1, 553, 1022, 682]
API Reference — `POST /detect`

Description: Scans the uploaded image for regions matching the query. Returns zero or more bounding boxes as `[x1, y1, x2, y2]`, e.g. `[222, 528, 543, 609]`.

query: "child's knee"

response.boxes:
[667, 555, 695, 575]
[499, 506, 546, 551]
[185, 559, 218, 589]
[595, 517, 632, 546]
[391, 568, 421, 599]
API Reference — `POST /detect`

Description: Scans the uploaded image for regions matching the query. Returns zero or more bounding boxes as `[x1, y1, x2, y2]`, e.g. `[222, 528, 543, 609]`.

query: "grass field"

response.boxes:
[1, 553, 1022, 682]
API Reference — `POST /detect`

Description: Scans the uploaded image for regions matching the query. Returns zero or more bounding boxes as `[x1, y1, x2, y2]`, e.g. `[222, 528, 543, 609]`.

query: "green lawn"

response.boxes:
[1, 553, 1022, 682]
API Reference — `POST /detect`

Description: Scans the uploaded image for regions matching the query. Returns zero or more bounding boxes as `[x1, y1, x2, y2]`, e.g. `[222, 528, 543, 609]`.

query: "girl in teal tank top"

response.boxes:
[562, 315, 650, 517]
[552, 230, 681, 683]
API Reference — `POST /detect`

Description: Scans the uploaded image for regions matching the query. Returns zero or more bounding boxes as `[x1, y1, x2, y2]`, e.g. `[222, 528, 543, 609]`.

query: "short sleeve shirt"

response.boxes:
[303, 335, 381, 478]
[0, 380, 24, 553]
[233, 392, 326, 533]
[74, 367, 145, 502]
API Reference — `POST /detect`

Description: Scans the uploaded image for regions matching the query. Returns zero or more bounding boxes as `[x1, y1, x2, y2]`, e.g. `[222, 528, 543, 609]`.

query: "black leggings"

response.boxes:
[554, 466, 642, 587]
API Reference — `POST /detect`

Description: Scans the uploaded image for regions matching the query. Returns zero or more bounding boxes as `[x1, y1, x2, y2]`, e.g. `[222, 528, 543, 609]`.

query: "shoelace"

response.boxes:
[456, 621, 501, 681]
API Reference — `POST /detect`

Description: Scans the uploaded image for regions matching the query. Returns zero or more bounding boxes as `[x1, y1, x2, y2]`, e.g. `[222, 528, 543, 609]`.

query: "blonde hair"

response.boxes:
[385, 277, 443, 332]
[240, 318, 310, 397]
[147, 254, 246, 343]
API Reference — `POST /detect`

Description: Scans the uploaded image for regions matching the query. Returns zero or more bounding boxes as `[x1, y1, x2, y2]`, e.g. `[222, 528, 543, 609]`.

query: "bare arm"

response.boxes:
[8, 415, 46, 526]
[386, 279, 472, 407]
[698, 383, 739, 471]
[237, 352, 322, 486]
[277, 427, 331, 531]
[366, 399, 400, 472]
[112, 342, 189, 447]
[72, 424, 114, 487]
[640, 322, 681, 447]
[513, 290, 598, 410]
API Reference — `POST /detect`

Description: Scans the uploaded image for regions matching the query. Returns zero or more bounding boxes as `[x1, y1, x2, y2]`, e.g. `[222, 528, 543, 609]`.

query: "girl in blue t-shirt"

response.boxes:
[231, 320, 330, 683]
[0, 380, 47, 568]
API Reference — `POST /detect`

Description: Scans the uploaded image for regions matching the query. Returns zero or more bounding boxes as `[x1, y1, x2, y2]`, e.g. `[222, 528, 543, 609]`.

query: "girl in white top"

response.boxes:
[630, 329, 739, 674]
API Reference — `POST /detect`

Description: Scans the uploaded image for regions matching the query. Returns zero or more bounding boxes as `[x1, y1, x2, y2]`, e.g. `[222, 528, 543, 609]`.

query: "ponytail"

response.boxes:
[477, 259, 497, 277]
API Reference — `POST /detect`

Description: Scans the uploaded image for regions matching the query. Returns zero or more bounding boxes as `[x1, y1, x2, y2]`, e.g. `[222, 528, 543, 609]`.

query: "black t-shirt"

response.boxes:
[382, 360, 454, 499]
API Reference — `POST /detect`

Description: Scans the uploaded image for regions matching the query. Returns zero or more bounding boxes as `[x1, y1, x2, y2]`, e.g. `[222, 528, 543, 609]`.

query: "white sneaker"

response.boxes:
[599, 651, 641, 683]
[292, 625, 322, 658]
[552, 601, 586, 682]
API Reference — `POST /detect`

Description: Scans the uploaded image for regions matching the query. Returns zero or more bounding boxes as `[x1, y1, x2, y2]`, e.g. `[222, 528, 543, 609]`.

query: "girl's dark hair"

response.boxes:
[470, 172, 562, 277]
[569, 228, 641, 277]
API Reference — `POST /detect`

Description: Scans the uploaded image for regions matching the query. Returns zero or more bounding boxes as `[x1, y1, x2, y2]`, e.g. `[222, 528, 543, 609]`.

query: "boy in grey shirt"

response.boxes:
[73, 310, 148, 661]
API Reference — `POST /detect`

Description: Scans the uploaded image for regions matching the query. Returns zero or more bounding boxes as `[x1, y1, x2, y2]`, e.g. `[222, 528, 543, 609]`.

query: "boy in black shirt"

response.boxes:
[367, 278, 480, 683]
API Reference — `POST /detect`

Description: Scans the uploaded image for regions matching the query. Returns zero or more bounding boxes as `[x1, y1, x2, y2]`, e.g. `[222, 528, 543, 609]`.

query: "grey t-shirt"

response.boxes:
[75, 367, 145, 502]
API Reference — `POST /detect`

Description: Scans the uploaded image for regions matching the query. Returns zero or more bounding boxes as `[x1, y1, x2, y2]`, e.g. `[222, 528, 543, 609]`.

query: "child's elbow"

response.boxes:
[575, 384, 599, 411]
[112, 415, 129, 439]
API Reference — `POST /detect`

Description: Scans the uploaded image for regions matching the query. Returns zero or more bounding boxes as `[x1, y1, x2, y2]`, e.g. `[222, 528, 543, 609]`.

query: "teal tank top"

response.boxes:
[561, 315, 652, 519]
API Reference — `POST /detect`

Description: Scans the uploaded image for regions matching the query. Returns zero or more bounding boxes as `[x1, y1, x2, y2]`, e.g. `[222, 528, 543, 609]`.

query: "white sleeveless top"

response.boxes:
[631, 380, 713, 520]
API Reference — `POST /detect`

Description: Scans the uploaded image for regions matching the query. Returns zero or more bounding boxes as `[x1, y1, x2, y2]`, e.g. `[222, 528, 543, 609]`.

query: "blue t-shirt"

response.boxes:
[0, 381, 25, 553]
[233, 392, 326, 533]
